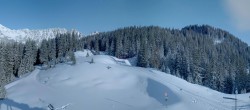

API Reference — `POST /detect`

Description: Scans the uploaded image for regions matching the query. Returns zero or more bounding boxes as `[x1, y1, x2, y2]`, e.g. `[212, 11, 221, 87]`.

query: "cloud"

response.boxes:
[224, 0, 250, 31]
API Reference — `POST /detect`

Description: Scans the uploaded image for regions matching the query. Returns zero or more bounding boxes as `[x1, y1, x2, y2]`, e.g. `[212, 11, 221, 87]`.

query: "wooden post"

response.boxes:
[235, 88, 237, 110]
[48, 104, 54, 110]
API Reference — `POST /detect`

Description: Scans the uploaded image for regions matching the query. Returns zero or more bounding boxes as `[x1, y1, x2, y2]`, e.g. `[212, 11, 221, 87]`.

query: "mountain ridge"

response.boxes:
[0, 24, 68, 43]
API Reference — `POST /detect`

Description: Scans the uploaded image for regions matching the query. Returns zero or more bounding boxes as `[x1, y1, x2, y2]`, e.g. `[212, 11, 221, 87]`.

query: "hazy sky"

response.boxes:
[0, 0, 250, 45]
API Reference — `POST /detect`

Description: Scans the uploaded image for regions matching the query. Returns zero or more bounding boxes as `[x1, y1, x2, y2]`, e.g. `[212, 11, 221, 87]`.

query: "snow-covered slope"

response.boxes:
[1, 50, 250, 110]
[0, 24, 67, 43]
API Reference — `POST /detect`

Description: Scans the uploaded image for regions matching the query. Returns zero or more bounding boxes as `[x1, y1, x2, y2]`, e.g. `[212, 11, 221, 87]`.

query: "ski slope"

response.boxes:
[1, 50, 250, 110]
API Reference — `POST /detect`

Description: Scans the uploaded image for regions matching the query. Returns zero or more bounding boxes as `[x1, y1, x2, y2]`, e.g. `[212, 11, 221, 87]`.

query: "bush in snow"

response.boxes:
[90, 58, 94, 64]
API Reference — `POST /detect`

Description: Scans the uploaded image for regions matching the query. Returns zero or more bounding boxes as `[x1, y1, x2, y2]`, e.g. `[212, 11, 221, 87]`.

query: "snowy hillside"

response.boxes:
[1, 50, 250, 110]
[0, 24, 68, 43]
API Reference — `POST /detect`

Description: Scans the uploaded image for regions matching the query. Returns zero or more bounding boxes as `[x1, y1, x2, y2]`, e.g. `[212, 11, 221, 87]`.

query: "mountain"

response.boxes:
[0, 24, 68, 43]
[83, 25, 250, 94]
[0, 51, 249, 110]
[0, 24, 249, 97]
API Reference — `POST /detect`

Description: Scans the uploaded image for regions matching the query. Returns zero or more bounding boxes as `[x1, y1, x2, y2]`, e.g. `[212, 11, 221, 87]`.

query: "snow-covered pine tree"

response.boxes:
[69, 51, 76, 65]
[0, 71, 6, 98]
[0, 43, 7, 98]
[137, 44, 148, 67]
[18, 40, 37, 76]
[13, 42, 24, 77]
[48, 39, 56, 67]
[4, 44, 15, 83]
[39, 39, 49, 65]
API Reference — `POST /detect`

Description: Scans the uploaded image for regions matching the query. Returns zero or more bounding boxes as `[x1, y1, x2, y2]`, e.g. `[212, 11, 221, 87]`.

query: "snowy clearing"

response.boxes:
[1, 51, 250, 110]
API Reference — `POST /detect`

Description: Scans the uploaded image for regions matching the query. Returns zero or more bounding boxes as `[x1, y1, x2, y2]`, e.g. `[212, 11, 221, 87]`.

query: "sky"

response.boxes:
[0, 0, 250, 45]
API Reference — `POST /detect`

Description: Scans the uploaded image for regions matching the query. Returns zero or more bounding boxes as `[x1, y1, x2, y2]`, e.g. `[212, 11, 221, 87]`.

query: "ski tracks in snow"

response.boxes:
[28, 69, 73, 110]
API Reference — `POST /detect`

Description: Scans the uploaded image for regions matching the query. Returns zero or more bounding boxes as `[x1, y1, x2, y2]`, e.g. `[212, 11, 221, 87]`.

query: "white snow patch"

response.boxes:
[92, 55, 117, 65]
[74, 49, 93, 58]
[111, 57, 132, 66]
[214, 38, 224, 45]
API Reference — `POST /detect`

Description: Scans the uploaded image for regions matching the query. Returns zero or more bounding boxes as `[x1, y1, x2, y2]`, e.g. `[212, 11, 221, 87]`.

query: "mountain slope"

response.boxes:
[83, 25, 250, 94]
[0, 24, 67, 43]
[1, 50, 249, 110]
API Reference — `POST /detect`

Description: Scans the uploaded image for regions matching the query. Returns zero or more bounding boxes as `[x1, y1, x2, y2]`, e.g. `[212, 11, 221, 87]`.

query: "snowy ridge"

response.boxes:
[1, 50, 250, 110]
[0, 24, 68, 43]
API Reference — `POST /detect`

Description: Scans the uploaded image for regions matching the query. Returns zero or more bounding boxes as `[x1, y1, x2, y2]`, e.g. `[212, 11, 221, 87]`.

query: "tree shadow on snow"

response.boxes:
[0, 98, 44, 110]
[146, 78, 180, 107]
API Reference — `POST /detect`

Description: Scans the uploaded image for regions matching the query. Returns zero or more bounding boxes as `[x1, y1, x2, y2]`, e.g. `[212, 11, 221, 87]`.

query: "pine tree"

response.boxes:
[115, 37, 122, 58]
[13, 42, 23, 76]
[71, 31, 79, 51]
[69, 51, 76, 65]
[39, 39, 49, 65]
[0, 43, 7, 98]
[48, 39, 56, 67]
[56, 34, 66, 63]
[4, 44, 15, 83]
[109, 40, 115, 56]
[137, 44, 148, 67]
[0, 71, 6, 98]
[18, 40, 37, 76]
[94, 39, 99, 53]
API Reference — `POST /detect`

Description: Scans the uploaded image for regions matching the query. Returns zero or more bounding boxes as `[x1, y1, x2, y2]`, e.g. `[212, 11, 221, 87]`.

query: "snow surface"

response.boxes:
[74, 50, 93, 58]
[214, 38, 224, 45]
[1, 50, 250, 110]
[89, 31, 99, 36]
[0, 24, 68, 43]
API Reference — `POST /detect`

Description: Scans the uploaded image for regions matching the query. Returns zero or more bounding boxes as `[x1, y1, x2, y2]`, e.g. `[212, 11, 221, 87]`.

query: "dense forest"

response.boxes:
[0, 25, 250, 98]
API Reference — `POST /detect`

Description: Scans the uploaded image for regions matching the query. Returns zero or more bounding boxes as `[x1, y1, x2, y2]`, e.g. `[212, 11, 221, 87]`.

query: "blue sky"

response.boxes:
[0, 0, 250, 45]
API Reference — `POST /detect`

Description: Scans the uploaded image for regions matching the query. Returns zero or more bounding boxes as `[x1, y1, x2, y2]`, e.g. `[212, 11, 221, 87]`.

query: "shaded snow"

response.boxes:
[127, 56, 137, 66]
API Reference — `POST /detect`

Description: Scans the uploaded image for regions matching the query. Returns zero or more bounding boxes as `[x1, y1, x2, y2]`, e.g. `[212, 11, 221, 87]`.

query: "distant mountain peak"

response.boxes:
[0, 24, 68, 43]
[0, 24, 11, 31]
